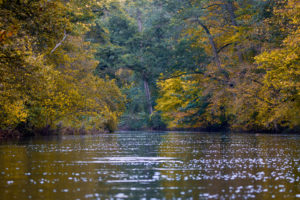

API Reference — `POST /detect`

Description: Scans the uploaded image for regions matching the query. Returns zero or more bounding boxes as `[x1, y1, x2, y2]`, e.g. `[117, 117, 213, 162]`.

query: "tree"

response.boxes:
[0, 0, 125, 133]
[254, 0, 300, 130]
[155, 0, 299, 132]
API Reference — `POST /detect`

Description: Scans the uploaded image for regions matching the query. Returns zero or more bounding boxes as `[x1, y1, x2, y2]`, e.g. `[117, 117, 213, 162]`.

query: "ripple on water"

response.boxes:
[0, 132, 299, 199]
[75, 157, 181, 164]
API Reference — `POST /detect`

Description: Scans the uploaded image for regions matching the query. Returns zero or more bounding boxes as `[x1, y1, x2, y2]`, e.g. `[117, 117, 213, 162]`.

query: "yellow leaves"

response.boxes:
[249, 1, 300, 130]
[255, 30, 300, 92]
[274, 0, 300, 25]
[156, 73, 202, 128]
[0, 0, 125, 132]
[0, 99, 28, 129]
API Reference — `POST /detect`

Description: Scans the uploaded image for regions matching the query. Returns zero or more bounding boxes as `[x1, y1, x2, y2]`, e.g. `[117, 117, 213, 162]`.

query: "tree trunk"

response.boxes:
[137, 9, 153, 115]
[143, 78, 153, 114]
[137, 9, 143, 33]
[198, 21, 228, 126]
[198, 21, 222, 70]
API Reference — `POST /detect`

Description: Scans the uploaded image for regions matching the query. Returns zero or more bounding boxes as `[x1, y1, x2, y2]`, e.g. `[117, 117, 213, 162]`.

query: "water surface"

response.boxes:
[0, 131, 299, 199]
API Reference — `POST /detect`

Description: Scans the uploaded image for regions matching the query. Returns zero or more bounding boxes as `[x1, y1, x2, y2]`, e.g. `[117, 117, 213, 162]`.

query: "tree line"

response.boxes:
[0, 0, 299, 135]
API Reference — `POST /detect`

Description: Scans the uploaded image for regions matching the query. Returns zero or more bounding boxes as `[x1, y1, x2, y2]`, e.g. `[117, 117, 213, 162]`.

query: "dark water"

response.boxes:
[0, 131, 299, 200]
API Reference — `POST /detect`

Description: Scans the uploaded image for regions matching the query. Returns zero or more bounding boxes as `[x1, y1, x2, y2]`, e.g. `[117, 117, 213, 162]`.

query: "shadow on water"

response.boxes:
[0, 131, 299, 199]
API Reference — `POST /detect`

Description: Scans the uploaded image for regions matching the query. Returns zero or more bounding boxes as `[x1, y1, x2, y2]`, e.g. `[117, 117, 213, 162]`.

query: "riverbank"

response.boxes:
[118, 126, 300, 134]
[0, 126, 108, 140]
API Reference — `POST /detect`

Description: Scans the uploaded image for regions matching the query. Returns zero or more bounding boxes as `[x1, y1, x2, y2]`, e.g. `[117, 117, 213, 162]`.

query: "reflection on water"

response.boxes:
[0, 132, 299, 199]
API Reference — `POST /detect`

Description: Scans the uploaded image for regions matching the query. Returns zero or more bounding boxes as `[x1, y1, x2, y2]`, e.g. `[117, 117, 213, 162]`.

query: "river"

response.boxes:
[0, 131, 299, 199]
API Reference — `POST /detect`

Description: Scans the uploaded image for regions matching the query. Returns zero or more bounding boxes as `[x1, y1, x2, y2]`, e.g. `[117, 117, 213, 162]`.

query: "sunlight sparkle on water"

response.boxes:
[0, 132, 299, 199]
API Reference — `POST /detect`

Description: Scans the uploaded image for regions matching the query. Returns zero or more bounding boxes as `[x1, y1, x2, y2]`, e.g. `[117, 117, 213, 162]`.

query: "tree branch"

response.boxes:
[217, 43, 233, 53]
[159, 71, 203, 80]
[50, 30, 68, 54]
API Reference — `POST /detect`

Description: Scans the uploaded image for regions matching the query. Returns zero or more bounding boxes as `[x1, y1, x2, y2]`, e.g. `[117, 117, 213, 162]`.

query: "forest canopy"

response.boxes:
[0, 0, 299, 135]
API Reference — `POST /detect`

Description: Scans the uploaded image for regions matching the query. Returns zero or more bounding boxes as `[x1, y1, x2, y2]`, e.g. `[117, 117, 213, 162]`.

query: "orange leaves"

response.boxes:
[0, 26, 18, 43]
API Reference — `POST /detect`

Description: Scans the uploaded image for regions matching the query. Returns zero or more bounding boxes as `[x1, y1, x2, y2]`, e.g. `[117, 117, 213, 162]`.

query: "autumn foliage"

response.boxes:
[0, 0, 125, 134]
[155, 0, 299, 132]
[0, 0, 299, 134]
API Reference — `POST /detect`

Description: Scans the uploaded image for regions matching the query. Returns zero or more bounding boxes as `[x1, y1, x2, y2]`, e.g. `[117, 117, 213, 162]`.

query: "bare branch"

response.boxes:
[50, 30, 68, 54]
[217, 43, 233, 53]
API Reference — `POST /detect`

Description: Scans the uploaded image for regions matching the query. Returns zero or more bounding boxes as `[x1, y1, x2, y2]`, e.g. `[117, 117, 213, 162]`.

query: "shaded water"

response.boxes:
[0, 131, 299, 199]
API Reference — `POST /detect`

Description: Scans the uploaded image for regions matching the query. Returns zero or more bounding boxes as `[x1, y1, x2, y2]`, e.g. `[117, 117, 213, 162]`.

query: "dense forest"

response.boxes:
[0, 0, 299, 136]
